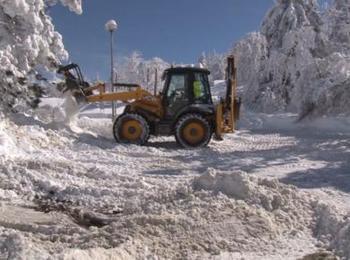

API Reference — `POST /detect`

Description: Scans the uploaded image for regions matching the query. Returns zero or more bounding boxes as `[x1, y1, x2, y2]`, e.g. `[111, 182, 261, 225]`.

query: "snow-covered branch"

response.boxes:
[0, 0, 83, 111]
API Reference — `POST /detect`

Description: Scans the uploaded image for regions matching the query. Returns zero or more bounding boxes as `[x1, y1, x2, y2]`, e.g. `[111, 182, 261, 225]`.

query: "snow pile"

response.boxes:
[193, 170, 350, 259]
[60, 92, 80, 124]
[193, 169, 313, 216]
[233, 0, 350, 118]
[0, 230, 51, 260]
[0, 0, 83, 110]
[32, 94, 83, 128]
[314, 203, 350, 259]
[82, 170, 319, 259]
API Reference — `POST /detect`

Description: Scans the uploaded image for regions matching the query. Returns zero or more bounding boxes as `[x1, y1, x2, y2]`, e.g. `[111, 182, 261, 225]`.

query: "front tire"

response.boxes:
[175, 114, 212, 148]
[113, 113, 150, 145]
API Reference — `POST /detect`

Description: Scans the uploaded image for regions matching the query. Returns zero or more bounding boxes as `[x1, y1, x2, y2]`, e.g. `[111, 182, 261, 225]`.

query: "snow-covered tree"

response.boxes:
[144, 57, 169, 92]
[119, 51, 144, 85]
[233, 32, 267, 94]
[0, 0, 82, 111]
[233, 0, 327, 112]
[325, 0, 350, 53]
[232, 0, 350, 117]
[118, 51, 169, 92]
[197, 51, 226, 82]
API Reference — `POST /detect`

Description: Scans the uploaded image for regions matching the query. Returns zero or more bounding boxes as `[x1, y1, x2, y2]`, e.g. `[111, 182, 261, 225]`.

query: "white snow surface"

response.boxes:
[0, 101, 349, 259]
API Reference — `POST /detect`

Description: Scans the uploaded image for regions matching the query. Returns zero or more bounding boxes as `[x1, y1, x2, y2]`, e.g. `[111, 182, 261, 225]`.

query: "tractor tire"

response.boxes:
[113, 113, 150, 145]
[175, 114, 212, 149]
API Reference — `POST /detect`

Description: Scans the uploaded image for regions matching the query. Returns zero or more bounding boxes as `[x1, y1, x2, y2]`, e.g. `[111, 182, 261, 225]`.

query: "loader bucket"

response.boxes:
[72, 90, 88, 105]
[57, 63, 91, 105]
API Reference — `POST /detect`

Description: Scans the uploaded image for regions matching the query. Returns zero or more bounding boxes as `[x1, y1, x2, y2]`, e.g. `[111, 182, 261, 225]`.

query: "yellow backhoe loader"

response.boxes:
[57, 56, 241, 148]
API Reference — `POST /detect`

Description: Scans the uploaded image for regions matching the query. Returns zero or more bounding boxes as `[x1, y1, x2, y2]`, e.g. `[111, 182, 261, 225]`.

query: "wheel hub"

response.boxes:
[183, 122, 205, 145]
[128, 126, 137, 135]
[121, 120, 143, 141]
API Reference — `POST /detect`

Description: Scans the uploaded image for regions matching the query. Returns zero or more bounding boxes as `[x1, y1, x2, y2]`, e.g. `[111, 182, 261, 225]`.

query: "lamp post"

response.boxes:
[105, 19, 118, 121]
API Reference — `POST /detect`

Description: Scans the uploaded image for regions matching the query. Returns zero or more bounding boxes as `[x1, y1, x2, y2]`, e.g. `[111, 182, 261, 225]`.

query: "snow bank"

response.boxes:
[193, 170, 350, 259]
[0, 231, 51, 260]
[193, 170, 254, 200]
[314, 204, 350, 259]
[193, 169, 313, 215]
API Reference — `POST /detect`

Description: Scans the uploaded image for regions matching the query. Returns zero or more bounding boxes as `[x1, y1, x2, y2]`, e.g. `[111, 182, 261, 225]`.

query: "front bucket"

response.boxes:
[73, 90, 88, 105]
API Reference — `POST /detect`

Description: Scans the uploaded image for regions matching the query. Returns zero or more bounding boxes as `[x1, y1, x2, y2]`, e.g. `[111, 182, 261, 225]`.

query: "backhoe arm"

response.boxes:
[215, 55, 241, 139]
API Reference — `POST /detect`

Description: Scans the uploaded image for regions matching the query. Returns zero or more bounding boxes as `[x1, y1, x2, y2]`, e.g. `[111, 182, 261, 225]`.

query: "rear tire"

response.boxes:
[175, 114, 212, 149]
[113, 113, 150, 145]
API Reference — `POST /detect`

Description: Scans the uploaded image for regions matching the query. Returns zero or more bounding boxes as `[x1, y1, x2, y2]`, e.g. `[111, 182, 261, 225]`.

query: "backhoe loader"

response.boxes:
[57, 56, 241, 148]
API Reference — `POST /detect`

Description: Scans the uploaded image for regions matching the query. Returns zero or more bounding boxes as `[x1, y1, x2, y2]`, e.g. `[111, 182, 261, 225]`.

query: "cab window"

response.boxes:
[166, 74, 187, 104]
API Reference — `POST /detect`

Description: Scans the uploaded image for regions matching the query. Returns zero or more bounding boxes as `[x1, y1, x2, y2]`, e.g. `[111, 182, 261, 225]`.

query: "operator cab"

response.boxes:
[161, 67, 213, 120]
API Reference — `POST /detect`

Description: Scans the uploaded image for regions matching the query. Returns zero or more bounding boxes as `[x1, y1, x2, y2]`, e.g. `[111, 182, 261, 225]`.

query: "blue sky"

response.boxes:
[50, 0, 274, 80]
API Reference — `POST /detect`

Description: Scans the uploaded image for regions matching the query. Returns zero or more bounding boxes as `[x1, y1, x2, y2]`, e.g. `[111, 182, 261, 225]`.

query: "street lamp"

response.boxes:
[105, 19, 118, 121]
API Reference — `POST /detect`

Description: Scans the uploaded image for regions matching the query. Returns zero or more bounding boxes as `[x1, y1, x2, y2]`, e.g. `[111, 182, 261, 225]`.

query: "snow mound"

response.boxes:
[314, 203, 350, 259]
[192, 169, 310, 212]
[193, 170, 350, 259]
[62, 247, 134, 260]
[33, 95, 84, 133]
[193, 170, 253, 200]
[0, 231, 50, 260]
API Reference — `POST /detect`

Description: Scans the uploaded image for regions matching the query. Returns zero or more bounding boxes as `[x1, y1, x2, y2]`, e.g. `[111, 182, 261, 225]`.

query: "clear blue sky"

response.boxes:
[50, 0, 274, 80]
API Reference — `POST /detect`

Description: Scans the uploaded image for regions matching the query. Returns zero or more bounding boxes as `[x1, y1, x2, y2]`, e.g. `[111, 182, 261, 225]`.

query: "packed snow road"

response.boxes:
[0, 110, 349, 259]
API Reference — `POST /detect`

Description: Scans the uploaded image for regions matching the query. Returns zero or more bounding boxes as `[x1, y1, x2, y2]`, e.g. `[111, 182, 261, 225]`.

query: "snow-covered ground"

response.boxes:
[0, 102, 350, 259]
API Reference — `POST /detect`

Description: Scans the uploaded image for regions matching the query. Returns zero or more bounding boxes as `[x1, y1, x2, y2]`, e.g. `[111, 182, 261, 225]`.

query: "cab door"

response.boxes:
[164, 73, 189, 119]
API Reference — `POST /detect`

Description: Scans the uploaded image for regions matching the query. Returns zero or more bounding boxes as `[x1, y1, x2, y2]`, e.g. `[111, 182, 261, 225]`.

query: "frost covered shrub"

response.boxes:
[233, 0, 350, 118]
[0, 0, 82, 112]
